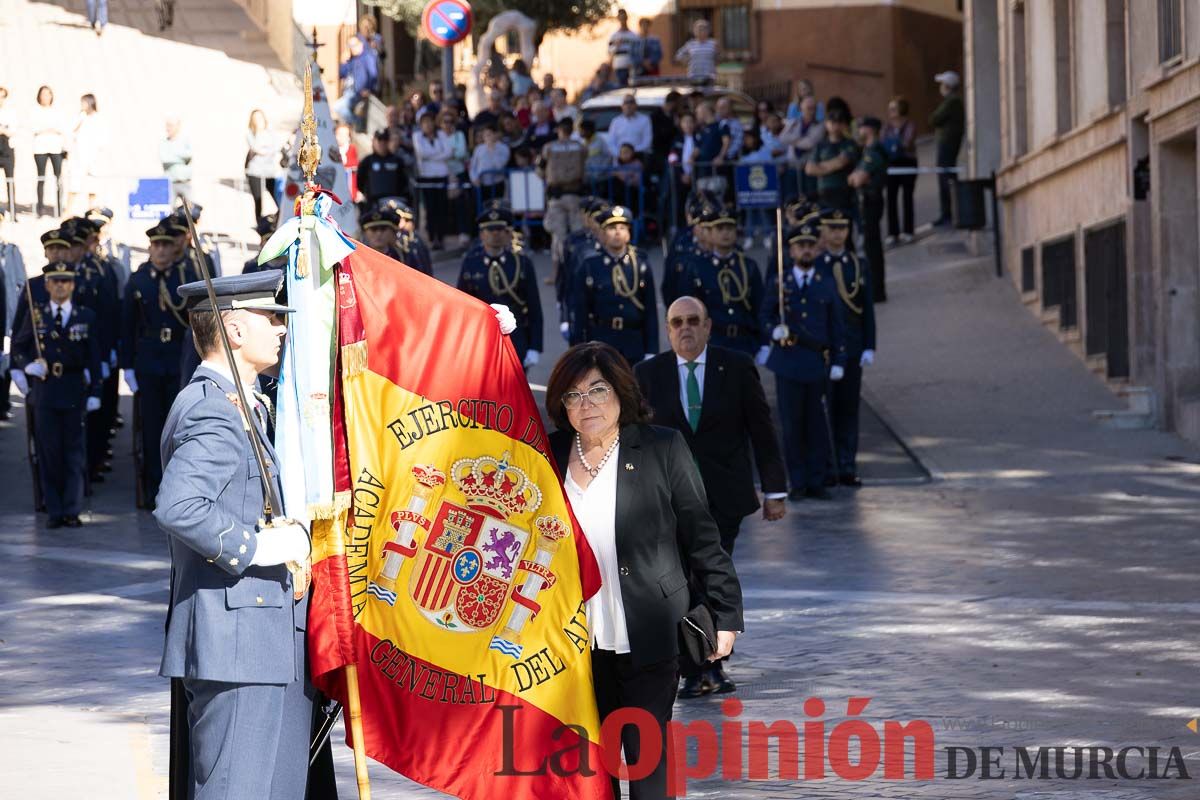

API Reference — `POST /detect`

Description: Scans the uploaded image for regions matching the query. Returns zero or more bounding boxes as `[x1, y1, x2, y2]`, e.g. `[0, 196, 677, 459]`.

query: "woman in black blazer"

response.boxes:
[546, 342, 744, 800]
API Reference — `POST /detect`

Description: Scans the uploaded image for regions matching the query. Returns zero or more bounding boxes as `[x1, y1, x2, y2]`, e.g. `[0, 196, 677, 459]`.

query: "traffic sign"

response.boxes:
[421, 0, 473, 47]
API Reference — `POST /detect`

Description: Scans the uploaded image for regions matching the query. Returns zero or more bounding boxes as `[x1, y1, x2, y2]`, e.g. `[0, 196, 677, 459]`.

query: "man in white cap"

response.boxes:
[930, 70, 964, 227]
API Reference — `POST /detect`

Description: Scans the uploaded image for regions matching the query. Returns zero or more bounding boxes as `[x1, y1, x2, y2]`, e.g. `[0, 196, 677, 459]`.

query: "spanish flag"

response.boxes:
[308, 242, 610, 799]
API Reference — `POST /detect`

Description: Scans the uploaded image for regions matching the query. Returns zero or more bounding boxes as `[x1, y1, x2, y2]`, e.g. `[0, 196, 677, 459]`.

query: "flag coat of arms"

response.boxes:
[308, 242, 610, 799]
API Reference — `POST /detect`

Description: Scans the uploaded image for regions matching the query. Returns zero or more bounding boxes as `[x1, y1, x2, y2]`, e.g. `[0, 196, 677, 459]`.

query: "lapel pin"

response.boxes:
[624, 463, 635, 471]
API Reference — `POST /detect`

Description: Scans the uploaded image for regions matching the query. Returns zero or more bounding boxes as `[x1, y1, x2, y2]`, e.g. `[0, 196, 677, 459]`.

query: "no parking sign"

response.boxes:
[422, 0, 473, 47]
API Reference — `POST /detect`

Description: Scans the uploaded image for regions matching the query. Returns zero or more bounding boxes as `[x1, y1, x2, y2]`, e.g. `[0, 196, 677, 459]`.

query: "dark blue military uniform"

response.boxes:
[686, 247, 764, 356]
[361, 206, 409, 264]
[761, 224, 846, 496]
[121, 221, 197, 508]
[12, 263, 103, 525]
[569, 205, 658, 364]
[818, 245, 876, 484]
[458, 207, 544, 365]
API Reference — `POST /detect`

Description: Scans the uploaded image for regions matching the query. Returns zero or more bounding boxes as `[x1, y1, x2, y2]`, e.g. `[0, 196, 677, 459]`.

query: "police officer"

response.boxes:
[816, 209, 875, 488]
[570, 204, 658, 364]
[457, 206, 544, 370]
[849, 116, 888, 302]
[685, 206, 763, 355]
[391, 201, 433, 275]
[11, 262, 103, 527]
[662, 196, 715, 307]
[121, 219, 196, 508]
[242, 216, 288, 275]
[88, 207, 132, 292]
[169, 204, 222, 277]
[361, 205, 406, 260]
[155, 269, 313, 799]
[559, 198, 607, 341]
[759, 222, 846, 500]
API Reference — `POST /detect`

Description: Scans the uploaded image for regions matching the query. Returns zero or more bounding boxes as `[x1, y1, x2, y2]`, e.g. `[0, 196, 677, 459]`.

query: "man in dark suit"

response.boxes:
[635, 295, 788, 697]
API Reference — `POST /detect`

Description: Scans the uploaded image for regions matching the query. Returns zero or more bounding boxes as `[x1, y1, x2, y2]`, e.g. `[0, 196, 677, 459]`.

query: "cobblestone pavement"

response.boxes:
[2, 242, 1199, 799]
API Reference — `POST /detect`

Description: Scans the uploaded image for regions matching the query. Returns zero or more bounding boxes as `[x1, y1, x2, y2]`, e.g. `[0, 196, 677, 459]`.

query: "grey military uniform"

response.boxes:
[154, 365, 312, 800]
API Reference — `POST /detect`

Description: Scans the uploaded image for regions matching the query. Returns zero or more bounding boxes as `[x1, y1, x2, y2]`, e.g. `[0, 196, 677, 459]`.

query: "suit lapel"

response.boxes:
[660, 354, 689, 430]
[698, 347, 724, 431]
[613, 424, 643, 561]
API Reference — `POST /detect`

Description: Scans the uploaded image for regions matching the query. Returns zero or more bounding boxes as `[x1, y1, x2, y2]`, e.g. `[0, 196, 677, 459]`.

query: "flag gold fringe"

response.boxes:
[307, 501, 338, 520]
[342, 340, 368, 378]
[334, 490, 351, 515]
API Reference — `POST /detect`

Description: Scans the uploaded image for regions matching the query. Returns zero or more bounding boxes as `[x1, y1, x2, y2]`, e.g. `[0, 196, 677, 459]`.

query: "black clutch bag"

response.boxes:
[677, 603, 716, 671]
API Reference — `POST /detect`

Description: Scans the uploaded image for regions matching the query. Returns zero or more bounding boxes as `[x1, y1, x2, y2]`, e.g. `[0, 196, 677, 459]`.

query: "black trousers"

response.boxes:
[34, 152, 64, 210]
[592, 649, 679, 800]
[137, 372, 180, 504]
[0, 149, 14, 208]
[775, 375, 830, 491]
[859, 191, 886, 301]
[936, 140, 960, 223]
[886, 157, 917, 237]
[35, 403, 86, 517]
[831, 358, 863, 478]
[418, 179, 448, 244]
[247, 175, 278, 223]
[0, 367, 10, 413]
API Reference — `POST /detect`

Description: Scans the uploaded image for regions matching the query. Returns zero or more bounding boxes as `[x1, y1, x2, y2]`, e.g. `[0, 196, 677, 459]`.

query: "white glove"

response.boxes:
[86, 396, 101, 413]
[755, 346, 770, 366]
[491, 303, 516, 335]
[108, 349, 117, 368]
[559, 321, 570, 341]
[123, 369, 138, 394]
[523, 349, 540, 368]
[250, 521, 312, 566]
[830, 365, 845, 382]
[24, 361, 47, 379]
[10, 369, 29, 395]
[100, 361, 111, 380]
[860, 349, 875, 367]
[771, 324, 789, 342]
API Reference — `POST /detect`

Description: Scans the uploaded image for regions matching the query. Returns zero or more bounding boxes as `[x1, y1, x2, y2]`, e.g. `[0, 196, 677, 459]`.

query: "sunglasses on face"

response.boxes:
[669, 314, 703, 329]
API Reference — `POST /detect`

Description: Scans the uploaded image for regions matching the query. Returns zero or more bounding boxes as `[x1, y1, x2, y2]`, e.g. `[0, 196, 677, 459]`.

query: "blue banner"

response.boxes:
[127, 178, 173, 220]
[734, 164, 780, 209]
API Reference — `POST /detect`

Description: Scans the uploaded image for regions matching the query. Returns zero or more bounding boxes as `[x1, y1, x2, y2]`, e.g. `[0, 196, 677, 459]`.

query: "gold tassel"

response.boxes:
[295, 242, 310, 279]
[342, 340, 368, 377]
[334, 491, 351, 515]
[308, 501, 338, 521]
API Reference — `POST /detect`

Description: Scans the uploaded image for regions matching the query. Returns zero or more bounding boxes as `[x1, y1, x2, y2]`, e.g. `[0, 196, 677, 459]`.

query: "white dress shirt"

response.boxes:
[607, 112, 652, 155]
[676, 346, 707, 422]
[564, 449, 629, 653]
[793, 265, 816, 288]
[50, 299, 72, 327]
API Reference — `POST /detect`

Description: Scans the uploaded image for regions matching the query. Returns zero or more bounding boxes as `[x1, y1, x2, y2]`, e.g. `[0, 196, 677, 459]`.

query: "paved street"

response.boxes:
[2, 232, 1199, 799]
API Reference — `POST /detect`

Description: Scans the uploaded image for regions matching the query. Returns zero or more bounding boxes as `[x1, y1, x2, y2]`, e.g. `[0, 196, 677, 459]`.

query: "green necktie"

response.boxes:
[686, 361, 702, 431]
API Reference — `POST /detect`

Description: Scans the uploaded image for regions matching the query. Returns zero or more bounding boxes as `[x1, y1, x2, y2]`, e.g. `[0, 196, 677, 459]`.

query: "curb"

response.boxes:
[861, 386, 944, 483]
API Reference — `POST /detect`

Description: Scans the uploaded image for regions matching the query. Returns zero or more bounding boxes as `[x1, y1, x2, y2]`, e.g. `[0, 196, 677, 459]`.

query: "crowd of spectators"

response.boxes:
[329, 9, 965, 247]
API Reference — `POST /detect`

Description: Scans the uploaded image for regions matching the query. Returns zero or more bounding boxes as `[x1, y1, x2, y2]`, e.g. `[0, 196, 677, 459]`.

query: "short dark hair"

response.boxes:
[544, 342, 651, 431]
[891, 95, 910, 116]
[580, 119, 596, 136]
[189, 309, 224, 358]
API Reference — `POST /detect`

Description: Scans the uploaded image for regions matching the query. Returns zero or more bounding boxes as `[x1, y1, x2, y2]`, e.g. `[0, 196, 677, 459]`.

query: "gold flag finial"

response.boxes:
[298, 63, 320, 183]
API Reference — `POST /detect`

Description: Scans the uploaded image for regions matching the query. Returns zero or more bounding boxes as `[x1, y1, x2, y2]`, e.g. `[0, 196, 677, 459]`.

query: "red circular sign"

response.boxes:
[421, 0, 473, 47]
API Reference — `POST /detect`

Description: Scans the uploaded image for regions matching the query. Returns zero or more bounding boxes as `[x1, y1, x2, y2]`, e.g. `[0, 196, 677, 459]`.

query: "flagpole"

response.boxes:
[296, 60, 371, 799]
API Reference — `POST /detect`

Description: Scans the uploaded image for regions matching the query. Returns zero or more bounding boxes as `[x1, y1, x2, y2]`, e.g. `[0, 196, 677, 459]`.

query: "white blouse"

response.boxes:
[564, 447, 629, 653]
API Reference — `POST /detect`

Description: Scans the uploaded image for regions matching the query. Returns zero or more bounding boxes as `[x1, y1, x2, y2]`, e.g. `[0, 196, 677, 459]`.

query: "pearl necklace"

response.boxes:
[576, 432, 620, 478]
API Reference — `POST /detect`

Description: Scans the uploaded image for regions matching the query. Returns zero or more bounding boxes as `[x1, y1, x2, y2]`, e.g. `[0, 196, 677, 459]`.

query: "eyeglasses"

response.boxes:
[561, 385, 612, 409]
[668, 314, 703, 329]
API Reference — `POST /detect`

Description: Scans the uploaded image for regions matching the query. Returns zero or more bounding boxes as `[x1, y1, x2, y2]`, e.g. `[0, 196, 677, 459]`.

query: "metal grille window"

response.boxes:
[673, 0, 755, 61]
[1159, 0, 1182, 63]
[720, 5, 751, 56]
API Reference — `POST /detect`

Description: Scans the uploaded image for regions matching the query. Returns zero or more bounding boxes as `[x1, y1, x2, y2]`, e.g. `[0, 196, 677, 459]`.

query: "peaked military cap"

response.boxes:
[786, 223, 820, 245]
[86, 207, 114, 224]
[477, 206, 512, 230]
[41, 228, 72, 248]
[821, 208, 851, 228]
[169, 204, 202, 226]
[706, 205, 737, 227]
[179, 269, 295, 314]
[146, 220, 180, 242]
[361, 206, 400, 230]
[378, 198, 414, 220]
[43, 261, 76, 280]
[253, 216, 276, 238]
[600, 205, 633, 228]
[57, 220, 87, 245]
[588, 200, 612, 221]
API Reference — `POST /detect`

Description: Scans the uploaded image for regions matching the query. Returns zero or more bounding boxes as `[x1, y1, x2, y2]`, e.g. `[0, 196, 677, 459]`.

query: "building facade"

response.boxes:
[967, 0, 1200, 441]
[538, 0, 962, 131]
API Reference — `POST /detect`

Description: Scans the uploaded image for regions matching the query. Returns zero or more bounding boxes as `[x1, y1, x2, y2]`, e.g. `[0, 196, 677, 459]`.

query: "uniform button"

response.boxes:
[618, 566, 630, 576]
[239, 544, 247, 554]
[229, 558, 239, 566]
[256, 596, 264, 605]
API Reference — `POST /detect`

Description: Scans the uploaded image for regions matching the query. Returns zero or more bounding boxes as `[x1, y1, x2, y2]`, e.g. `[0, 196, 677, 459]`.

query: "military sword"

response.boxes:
[22, 275, 46, 368]
[775, 206, 789, 342]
